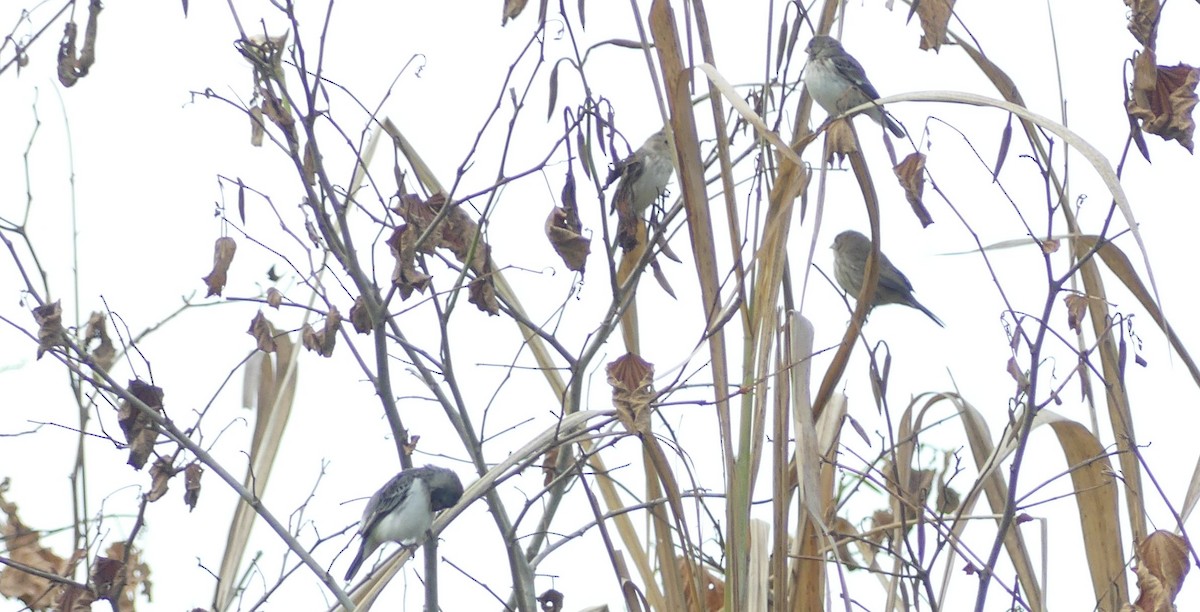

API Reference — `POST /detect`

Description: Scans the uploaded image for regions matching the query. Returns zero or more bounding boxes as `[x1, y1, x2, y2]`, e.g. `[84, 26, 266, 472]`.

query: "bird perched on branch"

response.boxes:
[804, 36, 905, 138]
[607, 129, 675, 253]
[344, 465, 464, 581]
[831, 230, 943, 327]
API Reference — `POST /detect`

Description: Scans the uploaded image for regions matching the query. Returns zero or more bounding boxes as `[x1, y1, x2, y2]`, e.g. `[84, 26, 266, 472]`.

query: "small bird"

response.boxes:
[831, 230, 943, 327]
[344, 465, 465, 581]
[608, 129, 675, 252]
[804, 36, 905, 138]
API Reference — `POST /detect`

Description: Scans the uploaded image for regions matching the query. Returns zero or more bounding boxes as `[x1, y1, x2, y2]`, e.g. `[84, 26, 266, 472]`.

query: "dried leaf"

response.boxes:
[184, 463, 202, 511]
[247, 311, 277, 353]
[893, 152, 932, 227]
[118, 379, 165, 471]
[0, 482, 68, 607]
[993, 114, 1013, 180]
[546, 172, 590, 272]
[32, 301, 67, 359]
[502, 0, 528, 25]
[301, 140, 316, 186]
[349, 295, 372, 334]
[1127, 49, 1199, 152]
[265, 287, 283, 309]
[148, 458, 173, 502]
[541, 446, 559, 487]
[84, 311, 117, 373]
[1065, 293, 1089, 333]
[914, 0, 955, 51]
[300, 306, 340, 357]
[1130, 530, 1190, 612]
[390, 194, 497, 313]
[547, 61, 560, 121]
[102, 541, 151, 611]
[250, 106, 265, 147]
[823, 118, 858, 164]
[91, 556, 123, 602]
[1006, 357, 1029, 393]
[201, 236, 237, 297]
[537, 589, 564, 612]
[1125, 0, 1160, 46]
[607, 353, 655, 434]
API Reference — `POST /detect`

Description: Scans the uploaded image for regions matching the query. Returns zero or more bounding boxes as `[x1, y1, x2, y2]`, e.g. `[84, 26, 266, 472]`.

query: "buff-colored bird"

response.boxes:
[831, 230, 943, 327]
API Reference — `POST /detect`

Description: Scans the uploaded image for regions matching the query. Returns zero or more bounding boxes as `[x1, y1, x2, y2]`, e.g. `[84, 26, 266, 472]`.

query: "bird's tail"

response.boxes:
[915, 301, 945, 328]
[884, 112, 905, 138]
[344, 547, 367, 582]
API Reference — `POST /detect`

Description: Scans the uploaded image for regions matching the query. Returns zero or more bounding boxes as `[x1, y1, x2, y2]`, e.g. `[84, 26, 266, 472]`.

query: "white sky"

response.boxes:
[2, 0, 1199, 610]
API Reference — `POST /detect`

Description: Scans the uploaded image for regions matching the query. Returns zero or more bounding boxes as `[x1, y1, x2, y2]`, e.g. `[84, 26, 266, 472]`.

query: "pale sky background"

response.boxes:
[2, 0, 1199, 610]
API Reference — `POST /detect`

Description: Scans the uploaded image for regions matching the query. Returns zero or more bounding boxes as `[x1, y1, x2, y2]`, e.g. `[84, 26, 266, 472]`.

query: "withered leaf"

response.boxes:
[1131, 530, 1190, 612]
[502, 0, 528, 25]
[301, 306, 340, 357]
[101, 541, 151, 609]
[266, 287, 283, 309]
[1064, 293, 1089, 333]
[402, 434, 420, 459]
[607, 353, 655, 435]
[201, 236, 237, 297]
[390, 194, 498, 314]
[33, 301, 67, 359]
[823, 118, 858, 164]
[1, 482, 68, 606]
[90, 556, 123, 601]
[1006, 357, 1029, 393]
[250, 106, 265, 146]
[541, 446, 559, 487]
[1127, 48, 1199, 152]
[1124, 0, 1160, 46]
[184, 463, 203, 511]
[247, 311, 277, 353]
[349, 295, 372, 334]
[118, 379, 164, 470]
[148, 458, 173, 502]
[893, 152, 933, 227]
[913, 0, 955, 51]
[545, 174, 591, 272]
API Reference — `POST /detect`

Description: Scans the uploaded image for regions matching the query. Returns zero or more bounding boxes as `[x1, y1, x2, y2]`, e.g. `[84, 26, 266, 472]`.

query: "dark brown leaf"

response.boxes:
[349, 295, 372, 334]
[118, 379, 164, 470]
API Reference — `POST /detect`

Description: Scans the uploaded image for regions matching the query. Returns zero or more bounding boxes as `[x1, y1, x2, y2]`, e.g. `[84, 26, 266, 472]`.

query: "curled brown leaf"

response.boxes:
[201, 237, 237, 297]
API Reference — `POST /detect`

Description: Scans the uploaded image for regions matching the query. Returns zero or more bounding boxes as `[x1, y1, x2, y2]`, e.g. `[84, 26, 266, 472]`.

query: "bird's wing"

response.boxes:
[878, 263, 916, 294]
[359, 472, 411, 535]
[830, 53, 884, 101]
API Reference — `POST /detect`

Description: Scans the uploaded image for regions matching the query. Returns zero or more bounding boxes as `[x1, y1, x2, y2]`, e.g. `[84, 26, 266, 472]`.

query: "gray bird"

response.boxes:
[344, 465, 464, 581]
[608, 129, 674, 252]
[831, 230, 943, 327]
[804, 36, 905, 138]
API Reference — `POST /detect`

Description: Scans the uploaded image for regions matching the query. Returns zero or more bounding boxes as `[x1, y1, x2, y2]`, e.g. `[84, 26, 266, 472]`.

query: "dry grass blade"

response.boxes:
[1031, 409, 1129, 609]
[906, 393, 1044, 610]
[1076, 235, 1200, 387]
[214, 328, 298, 611]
